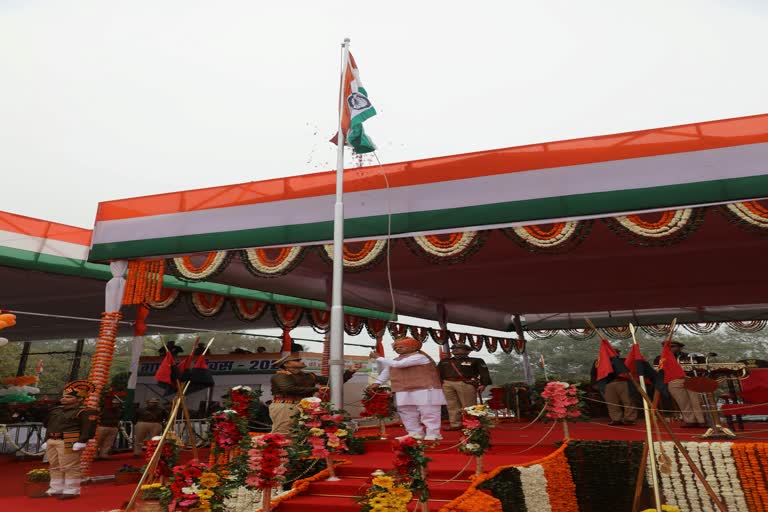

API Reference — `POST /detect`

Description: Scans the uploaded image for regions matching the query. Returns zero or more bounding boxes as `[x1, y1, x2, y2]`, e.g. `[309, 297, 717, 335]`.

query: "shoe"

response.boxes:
[396, 433, 423, 441]
[30, 493, 60, 498]
[58, 494, 80, 500]
[423, 434, 443, 441]
[680, 422, 703, 428]
[444, 426, 462, 431]
[607, 421, 622, 426]
[622, 421, 636, 426]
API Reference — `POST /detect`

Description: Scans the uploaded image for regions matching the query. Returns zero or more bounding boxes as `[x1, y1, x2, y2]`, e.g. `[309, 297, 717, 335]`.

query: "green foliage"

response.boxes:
[109, 371, 130, 391]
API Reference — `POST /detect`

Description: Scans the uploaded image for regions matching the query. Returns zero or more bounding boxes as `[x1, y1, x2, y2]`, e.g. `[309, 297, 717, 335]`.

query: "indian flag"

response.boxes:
[331, 51, 377, 154]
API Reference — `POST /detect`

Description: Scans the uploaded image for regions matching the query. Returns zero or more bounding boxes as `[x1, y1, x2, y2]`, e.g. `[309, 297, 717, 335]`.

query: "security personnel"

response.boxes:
[38, 380, 98, 499]
[133, 398, 167, 456]
[96, 396, 123, 459]
[437, 343, 492, 430]
[269, 353, 361, 435]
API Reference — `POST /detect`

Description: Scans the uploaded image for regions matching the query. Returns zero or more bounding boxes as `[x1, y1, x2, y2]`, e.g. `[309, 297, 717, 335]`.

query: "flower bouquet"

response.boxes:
[222, 385, 261, 416]
[246, 433, 290, 512]
[138, 483, 169, 512]
[211, 409, 247, 450]
[358, 470, 413, 512]
[392, 436, 431, 512]
[167, 459, 227, 511]
[360, 386, 395, 438]
[293, 397, 353, 480]
[540, 381, 581, 438]
[458, 404, 494, 475]
[144, 435, 180, 480]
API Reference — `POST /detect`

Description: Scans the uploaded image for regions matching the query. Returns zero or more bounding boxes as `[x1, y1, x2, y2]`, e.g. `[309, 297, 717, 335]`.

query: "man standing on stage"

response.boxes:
[96, 396, 123, 459]
[269, 353, 362, 435]
[369, 337, 447, 441]
[38, 380, 98, 499]
[654, 340, 706, 427]
[133, 398, 167, 456]
[437, 343, 492, 430]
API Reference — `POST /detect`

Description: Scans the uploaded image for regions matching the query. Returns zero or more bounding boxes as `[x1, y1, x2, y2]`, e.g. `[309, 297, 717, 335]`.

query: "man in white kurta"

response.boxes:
[369, 337, 447, 441]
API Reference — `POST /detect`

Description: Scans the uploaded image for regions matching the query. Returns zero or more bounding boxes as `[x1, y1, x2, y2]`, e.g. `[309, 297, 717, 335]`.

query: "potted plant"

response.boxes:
[137, 483, 168, 512]
[25, 468, 50, 497]
[114, 464, 143, 485]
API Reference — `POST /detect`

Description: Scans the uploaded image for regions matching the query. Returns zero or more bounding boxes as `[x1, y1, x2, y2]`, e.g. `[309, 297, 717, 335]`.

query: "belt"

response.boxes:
[48, 433, 63, 439]
[444, 378, 474, 382]
[47, 432, 78, 440]
[272, 396, 301, 404]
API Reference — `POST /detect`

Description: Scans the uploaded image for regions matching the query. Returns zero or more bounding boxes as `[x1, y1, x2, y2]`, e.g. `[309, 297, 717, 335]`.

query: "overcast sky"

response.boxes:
[2, 0, 767, 229]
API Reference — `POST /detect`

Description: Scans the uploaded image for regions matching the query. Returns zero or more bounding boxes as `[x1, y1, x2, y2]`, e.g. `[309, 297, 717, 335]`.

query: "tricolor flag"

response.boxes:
[330, 51, 377, 154]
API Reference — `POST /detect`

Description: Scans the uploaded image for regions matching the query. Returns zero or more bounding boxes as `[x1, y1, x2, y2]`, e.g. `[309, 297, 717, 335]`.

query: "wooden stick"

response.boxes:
[176, 379, 199, 460]
[632, 440, 650, 512]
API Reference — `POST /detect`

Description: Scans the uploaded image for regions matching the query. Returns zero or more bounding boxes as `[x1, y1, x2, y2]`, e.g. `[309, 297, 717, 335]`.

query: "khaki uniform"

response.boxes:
[603, 379, 638, 423]
[133, 405, 167, 455]
[96, 405, 122, 458]
[437, 356, 492, 428]
[44, 405, 98, 496]
[269, 370, 353, 435]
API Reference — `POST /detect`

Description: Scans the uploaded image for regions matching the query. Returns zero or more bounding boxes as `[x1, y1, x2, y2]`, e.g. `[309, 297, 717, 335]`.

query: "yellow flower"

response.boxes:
[335, 429, 348, 437]
[372, 475, 395, 489]
[369, 496, 386, 506]
[327, 441, 340, 448]
[196, 489, 214, 500]
[309, 427, 325, 437]
[198, 472, 220, 488]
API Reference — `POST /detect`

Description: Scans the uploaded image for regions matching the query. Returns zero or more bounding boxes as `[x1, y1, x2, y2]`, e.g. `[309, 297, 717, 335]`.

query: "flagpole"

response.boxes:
[329, 37, 351, 410]
[628, 323, 662, 512]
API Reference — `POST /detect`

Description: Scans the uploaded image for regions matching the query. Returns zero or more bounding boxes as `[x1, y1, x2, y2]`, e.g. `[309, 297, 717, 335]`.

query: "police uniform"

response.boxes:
[133, 399, 167, 455]
[269, 353, 357, 435]
[437, 344, 492, 429]
[96, 398, 123, 459]
[42, 380, 98, 499]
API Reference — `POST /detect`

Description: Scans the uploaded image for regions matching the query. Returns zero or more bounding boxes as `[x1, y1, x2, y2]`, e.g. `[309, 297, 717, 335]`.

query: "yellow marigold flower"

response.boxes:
[335, 429, 348, 437]
[196, 489, 214, 500]
[327, 441, 340, 448]
[372, 475, 395, 489]
[309, 427, 325, 437]
[198, 472, 220, 488]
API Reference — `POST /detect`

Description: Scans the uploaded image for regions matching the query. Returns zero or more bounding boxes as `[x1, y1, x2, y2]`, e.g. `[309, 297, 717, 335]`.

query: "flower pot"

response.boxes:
[114, 471, 142, 485]
[24, 480, 50, 497]
[136, 499, 165, 512]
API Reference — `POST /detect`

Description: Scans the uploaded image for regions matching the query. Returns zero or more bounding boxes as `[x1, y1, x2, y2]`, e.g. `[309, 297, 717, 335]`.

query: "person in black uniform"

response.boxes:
[133, 398, 168, 456]
[37, 380, 98, 499]
[437, 343, 493, 430]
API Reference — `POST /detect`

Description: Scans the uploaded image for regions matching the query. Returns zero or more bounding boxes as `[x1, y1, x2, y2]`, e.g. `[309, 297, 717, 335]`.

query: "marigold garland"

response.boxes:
[388, 322, 410, 340]
[240, 246, 305, 277]
[410, 325, 430, 342]
[320, 239, 389, 271]
[148, 288, 181, 310]
[187, 292, 227, 318]
[502, 220, 591, 254]
[344, 315, 365, 336]
[603, 208, 705, 247]
[719, 200, 768, 235]
[406, 230, 489, 265]
[732, 443, 768, 512]
[122, 260, 165, 305]
[308, 309, 332, 334]
[167, 251, 232, 282]
[231, 298, 269, 322]
[272, 303, 304, 329]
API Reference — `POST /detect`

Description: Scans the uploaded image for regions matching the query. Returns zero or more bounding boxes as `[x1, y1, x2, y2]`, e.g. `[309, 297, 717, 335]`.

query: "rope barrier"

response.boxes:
[0, 424, 45, 456]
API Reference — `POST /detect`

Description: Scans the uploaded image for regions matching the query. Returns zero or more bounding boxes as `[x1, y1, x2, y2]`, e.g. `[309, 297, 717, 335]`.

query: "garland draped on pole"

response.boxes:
[122, 259, 165, 305]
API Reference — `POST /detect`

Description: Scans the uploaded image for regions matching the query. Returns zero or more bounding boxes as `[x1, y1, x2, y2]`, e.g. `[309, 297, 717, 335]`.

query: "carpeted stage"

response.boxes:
[2, 419, 767, 512]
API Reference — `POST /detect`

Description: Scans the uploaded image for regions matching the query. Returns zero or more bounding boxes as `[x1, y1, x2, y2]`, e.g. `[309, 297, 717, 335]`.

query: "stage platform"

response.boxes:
[1, 419, 766, 512]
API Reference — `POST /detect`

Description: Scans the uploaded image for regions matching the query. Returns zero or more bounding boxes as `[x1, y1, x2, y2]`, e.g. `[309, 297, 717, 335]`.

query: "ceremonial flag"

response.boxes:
[657, 338, 686, 383]
[181, 350, 214, 394]
[594, 338, 629, 392]
[330, 51, 377, 154]
[35, 360, 44, 375]
[177, 339, 199, 374]
[154, 350, 178, 388]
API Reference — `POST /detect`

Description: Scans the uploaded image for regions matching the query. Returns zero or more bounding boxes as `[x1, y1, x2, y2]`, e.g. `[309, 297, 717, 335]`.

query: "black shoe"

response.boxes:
[680, 422, 702, 428]
[58, 494, 79, 500]
[607, 421, 622, 426]
[622, 421, 636, 426]
[30, 493, 59, 498]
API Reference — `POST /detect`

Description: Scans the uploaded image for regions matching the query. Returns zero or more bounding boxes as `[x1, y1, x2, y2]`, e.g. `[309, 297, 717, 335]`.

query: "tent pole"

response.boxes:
[329, 37, 351, 410]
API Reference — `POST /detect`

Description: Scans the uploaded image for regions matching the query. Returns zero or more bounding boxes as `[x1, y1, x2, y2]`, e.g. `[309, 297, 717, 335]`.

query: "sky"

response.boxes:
[2, 0, 767, 230]
[2, 1, 768, 367]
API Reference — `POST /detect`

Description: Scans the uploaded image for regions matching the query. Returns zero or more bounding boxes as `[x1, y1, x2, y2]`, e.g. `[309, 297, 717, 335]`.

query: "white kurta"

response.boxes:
[374, 354, 447, 406]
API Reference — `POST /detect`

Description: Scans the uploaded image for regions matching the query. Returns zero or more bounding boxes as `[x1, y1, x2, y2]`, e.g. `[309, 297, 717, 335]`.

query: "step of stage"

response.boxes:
[277, 493, 452, 512]
[306, 474, 472, 501]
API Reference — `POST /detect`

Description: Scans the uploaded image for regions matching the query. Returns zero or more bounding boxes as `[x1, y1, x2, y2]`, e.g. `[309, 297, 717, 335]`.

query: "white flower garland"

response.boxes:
[191, 292, 226, 316]
[687, 443, 714, 512]
[148, 289, 180, 309]
[243, 246, 304, 276]
[512, 221, 578, 249]
[412, 231, 478, 257]
[726, 201, 768, 228]
[616, 209, 691, 238]
[222, 486, 282, 512]
[712, 442, 749, 511]
[233, 298, 268, 321]
[518, 464, 552, 512]
[171, 251, 230, 280]
[322, 239, 387, 268]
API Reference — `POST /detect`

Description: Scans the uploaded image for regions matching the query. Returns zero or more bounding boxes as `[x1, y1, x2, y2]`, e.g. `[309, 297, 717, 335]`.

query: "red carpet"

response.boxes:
[1, 419, 766, 511]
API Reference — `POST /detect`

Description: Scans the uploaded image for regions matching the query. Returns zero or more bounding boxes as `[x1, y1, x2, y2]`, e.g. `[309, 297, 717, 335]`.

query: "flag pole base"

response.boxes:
[700, 425, 736, 439]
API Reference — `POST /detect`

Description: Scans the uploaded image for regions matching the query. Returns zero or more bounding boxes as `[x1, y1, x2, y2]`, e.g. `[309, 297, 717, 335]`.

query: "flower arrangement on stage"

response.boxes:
[246, 433, 290, 489]
[293, 397, 352, 458]
[540, 381, 581, 420]
[360, 386, 395, 419]
[458, 405, 493, 457]
[144, 435, 180, 479]
[139, 482, 168, 501]
[222, 385, 260, 417]
[211, 409, 246, 449]
[167, 459, 227, 511]
[358, 471, 413, 512]
[641, 506, 680, 512]
[392, 436, 432, 504]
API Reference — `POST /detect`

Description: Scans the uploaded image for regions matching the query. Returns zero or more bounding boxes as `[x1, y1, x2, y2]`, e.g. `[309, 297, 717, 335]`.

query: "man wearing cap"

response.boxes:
[269, 353, 362, 435]
[132, 397, 167, 456]
[437, 343, 493, 430]
[369, 337, 447, 441]
[96, 396, 123, 459]
[37, 380, 98, 499]
[654, 341, 706, 427]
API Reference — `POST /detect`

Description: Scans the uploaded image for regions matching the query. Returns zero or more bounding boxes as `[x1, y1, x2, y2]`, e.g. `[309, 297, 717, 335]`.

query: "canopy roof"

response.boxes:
[0, 211, 392, 341]
[86, 114, 768, 332]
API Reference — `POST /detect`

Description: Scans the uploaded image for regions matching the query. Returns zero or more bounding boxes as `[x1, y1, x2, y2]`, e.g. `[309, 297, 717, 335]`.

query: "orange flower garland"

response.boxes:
[267, 460, 350, 509]
[123, 260, 165, 305]
[732, 443, 768, 512]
